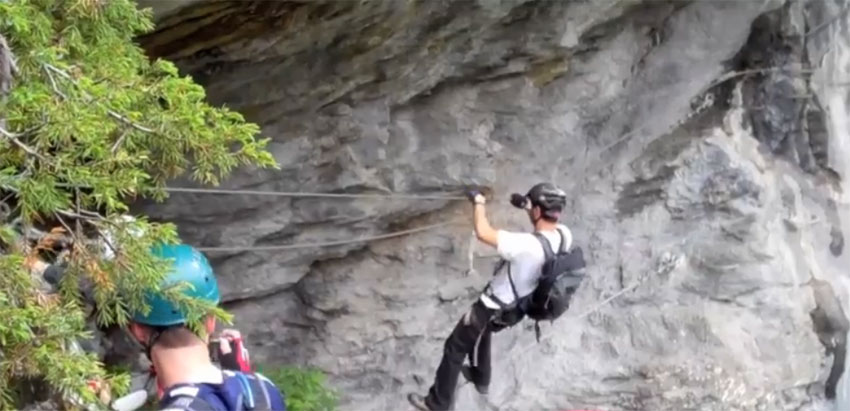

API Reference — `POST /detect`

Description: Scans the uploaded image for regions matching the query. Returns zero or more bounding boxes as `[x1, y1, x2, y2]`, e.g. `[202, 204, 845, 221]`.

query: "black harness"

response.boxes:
[483, 229, 566, 331]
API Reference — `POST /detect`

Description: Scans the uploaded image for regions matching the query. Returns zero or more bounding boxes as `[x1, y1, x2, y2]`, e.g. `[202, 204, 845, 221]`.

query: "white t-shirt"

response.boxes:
[480, 224, 573, 309]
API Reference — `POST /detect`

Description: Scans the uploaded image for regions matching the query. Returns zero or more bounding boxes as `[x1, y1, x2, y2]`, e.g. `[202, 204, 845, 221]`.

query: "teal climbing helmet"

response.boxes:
[131, 243, 220, 327]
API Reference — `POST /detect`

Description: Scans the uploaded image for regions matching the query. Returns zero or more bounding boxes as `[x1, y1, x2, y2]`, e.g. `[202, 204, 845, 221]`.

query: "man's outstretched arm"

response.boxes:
[470, 192, 499, 248]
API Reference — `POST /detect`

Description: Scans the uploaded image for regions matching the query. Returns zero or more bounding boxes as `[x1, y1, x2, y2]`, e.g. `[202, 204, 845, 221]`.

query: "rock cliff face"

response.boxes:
[135, 0, 850, 409]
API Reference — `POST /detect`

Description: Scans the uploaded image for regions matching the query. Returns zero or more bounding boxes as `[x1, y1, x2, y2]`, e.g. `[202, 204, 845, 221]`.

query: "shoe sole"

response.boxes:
[407, 393, 431, 411]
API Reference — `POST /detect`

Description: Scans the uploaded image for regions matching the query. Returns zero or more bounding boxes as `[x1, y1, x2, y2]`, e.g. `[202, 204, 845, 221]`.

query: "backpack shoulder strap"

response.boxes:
[235, 370, 285, 410]
[491, 259, 507, 277]
[507, 263, 519, 301]
[253, 373, 284, 410]
[223, 370, 276, 410]
[556, 228, 567, 253]
[532, 232, 555, 261]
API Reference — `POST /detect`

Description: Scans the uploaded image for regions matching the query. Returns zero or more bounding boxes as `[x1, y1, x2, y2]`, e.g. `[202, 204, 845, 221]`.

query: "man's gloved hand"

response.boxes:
[211, 329, 252, 373]
[465, 189, 486, 205]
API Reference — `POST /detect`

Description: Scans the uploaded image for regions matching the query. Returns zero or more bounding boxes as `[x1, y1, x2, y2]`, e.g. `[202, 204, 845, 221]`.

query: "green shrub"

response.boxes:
[0, 0, 276, 407]
[258, 366, 339, 411]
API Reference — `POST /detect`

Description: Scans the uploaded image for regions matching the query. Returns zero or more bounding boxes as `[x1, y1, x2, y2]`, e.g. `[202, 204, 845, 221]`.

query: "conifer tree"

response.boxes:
[0, 0, 277, 407]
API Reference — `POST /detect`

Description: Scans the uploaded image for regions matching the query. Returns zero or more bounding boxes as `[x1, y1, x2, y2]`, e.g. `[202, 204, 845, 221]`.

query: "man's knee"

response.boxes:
[443, 332, 470, 359]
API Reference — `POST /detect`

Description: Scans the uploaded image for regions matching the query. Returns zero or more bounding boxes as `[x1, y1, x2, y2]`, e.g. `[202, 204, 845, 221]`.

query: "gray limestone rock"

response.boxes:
[132, 0, 850, 409]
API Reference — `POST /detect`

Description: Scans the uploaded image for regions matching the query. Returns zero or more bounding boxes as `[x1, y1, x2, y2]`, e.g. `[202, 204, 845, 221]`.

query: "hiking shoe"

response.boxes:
[460, 365, 489, 395]
[407, 393, 432, 411]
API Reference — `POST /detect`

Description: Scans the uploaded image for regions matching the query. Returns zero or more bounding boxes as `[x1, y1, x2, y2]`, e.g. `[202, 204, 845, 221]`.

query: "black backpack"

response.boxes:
[522, 230, 586, 323]
[488, 229, 587, 339]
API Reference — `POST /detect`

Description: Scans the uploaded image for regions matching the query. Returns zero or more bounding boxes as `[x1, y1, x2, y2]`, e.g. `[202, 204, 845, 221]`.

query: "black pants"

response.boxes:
[425, 300, 496, 411]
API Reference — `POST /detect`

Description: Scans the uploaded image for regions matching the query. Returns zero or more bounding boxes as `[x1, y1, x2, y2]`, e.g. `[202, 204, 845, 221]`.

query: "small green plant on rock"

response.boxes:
[258, 366, 339, 411]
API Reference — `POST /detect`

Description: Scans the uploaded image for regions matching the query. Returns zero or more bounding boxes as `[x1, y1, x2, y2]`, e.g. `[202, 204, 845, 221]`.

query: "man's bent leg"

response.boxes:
[425, 301, 492, 410]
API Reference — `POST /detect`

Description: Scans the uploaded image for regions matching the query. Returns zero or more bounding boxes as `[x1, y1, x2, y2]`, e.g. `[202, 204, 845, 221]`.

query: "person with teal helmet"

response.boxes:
[126, 243, 286, 411]
[131, 243, 221, 327]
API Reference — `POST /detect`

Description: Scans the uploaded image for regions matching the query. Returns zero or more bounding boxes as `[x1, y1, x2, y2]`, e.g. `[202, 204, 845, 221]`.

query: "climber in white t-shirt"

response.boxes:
[409, 183, 573, 411]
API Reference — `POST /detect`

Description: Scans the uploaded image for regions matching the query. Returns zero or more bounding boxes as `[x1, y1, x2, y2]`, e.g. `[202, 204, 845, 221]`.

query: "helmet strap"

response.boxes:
[144, 326, 172, 361]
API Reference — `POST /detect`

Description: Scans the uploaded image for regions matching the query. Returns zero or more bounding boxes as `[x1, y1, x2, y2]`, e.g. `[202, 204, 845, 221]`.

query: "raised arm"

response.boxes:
[469, 192, 499, 248]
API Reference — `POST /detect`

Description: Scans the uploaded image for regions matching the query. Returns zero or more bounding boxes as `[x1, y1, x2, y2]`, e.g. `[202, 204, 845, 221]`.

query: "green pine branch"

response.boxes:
[0, 0, 279, 407]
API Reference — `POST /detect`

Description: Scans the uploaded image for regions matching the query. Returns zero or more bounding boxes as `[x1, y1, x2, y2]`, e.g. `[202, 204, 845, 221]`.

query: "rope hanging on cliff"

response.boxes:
[53, 66, 833, 259]
[163, 186, 467, 201]
[509, 252, 682, 361]
[171, 187, 469, 252]
[163, 188, 468, 253]
[196, 220, 460, 252]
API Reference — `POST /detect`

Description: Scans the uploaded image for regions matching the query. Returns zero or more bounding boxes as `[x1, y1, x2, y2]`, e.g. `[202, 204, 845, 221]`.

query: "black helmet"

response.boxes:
[511, 182, 566, 220]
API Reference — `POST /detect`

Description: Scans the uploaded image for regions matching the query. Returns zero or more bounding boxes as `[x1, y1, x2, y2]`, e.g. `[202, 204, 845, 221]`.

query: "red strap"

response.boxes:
[230, 336, 252, 373]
